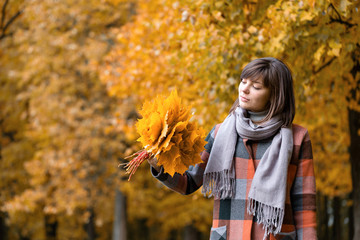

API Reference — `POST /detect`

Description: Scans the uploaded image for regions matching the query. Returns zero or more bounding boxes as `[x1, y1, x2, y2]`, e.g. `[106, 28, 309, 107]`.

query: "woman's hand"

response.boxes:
[147, 157, 161, 172]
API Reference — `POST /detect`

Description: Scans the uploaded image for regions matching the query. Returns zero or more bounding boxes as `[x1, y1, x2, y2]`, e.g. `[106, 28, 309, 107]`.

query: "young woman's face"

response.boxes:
[238, 78, 271, 112]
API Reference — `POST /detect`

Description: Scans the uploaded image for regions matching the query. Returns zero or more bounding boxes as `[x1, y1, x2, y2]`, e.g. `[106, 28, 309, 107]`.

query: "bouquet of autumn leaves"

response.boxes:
[123, 90, 207, 180]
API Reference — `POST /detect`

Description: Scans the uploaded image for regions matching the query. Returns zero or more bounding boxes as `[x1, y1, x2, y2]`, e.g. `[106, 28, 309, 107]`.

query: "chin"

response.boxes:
[240, 103, 251, 111]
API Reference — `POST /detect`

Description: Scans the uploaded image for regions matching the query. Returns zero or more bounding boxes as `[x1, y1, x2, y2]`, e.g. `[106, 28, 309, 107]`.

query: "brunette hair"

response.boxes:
[229, 57, 295, 127]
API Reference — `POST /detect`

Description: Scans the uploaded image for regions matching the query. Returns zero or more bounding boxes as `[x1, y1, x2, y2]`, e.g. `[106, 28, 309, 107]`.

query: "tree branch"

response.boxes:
[329, 3, 342, 21]
[328, 3, 357, 28]
[0, 9, 22, 40]
[329, 17, 356, 28]
[2, 9, 22, 32]
[314, 57, 336, 74]
[1, 0, 9, 30]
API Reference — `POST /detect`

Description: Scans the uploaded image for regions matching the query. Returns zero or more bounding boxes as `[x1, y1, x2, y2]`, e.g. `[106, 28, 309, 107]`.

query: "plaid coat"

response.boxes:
[151, 123, 317, 240]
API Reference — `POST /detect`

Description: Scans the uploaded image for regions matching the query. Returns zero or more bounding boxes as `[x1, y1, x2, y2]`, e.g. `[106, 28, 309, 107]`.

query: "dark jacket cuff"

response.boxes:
[150, 166, 169, 181]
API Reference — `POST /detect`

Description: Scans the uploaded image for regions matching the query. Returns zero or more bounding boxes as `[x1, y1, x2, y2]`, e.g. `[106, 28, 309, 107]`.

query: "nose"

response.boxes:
[240, 82, 250, 94]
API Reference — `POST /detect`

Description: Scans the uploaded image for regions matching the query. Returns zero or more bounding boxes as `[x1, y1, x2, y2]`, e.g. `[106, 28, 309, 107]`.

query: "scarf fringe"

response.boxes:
[202, 170, 235, 199]
[247, 198, 284, 240]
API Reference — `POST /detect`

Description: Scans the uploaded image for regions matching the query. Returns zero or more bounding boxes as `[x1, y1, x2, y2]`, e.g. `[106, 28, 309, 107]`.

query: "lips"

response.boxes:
[240, 96, 249, 102]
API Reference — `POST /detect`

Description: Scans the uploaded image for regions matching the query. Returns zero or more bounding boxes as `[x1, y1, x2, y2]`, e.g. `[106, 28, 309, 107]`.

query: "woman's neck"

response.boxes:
[248, 110, 268, 124]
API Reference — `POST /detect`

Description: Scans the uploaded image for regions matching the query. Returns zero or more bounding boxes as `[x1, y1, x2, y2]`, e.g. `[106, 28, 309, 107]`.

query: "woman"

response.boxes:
[149, 57, 317, 240]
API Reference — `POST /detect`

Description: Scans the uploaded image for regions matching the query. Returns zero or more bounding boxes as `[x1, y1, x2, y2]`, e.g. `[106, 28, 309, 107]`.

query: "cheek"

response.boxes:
[256, 91, 271, 108]
[262, 92, 271, 104]
[238, 84, 242, 93]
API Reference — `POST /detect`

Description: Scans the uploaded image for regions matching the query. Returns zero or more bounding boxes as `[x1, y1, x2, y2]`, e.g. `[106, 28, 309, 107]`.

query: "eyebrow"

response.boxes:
[242, 77, 264, 85]
[249, 79, 264, 85]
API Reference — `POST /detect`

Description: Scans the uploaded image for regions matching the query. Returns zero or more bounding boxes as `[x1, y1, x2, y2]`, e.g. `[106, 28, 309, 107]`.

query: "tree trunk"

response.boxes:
[349, 54, 360, 240]
[332, 197, 341, 240]
[85, 208, 96, 240]
[318, 193, 329, 240]
[112, 190, 127, 240]
[183, 225, 199, 240]
[19, 236, 30, 240]
[44, 214, 57, 240]
[349, 108, 360, 240]
[0, 213, 7, 240]
[324, 195, 329, 240]
[349, 192, 354, 240]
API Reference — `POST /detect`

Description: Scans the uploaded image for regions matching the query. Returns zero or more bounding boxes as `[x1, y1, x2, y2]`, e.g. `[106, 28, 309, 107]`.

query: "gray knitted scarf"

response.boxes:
[202, 107, 293, 238]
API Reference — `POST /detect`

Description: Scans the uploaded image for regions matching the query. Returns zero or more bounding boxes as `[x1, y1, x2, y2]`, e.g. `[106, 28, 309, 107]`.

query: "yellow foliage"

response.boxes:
[101, 0, 359, 200]
[1, 0, 131, 239]
[128, 90, 207, 177]
[1, 0, 358, 238]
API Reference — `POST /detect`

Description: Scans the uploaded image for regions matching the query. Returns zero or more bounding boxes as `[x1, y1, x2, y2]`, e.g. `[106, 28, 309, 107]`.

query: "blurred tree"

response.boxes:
[1, 0, 358, 239]
[101, 0, 359, 238]
[112, 189, 127, 240]
[0, 0, 135, 239]
[0, 0, 28, 239]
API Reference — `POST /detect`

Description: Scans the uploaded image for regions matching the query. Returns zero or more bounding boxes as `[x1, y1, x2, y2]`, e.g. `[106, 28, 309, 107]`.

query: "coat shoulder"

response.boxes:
[292, 123, 311, 144]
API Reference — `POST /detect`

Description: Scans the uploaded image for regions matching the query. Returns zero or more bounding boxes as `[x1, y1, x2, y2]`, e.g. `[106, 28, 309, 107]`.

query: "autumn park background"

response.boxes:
[0, 0, 359, 239]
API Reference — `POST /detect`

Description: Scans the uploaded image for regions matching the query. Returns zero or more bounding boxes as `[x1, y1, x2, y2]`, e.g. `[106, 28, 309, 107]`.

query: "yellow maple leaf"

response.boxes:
[123, 89, 206, 179]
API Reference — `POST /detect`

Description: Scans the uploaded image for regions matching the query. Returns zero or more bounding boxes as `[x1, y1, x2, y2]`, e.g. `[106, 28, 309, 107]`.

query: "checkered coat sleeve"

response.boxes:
[151, 124, 317, 240]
